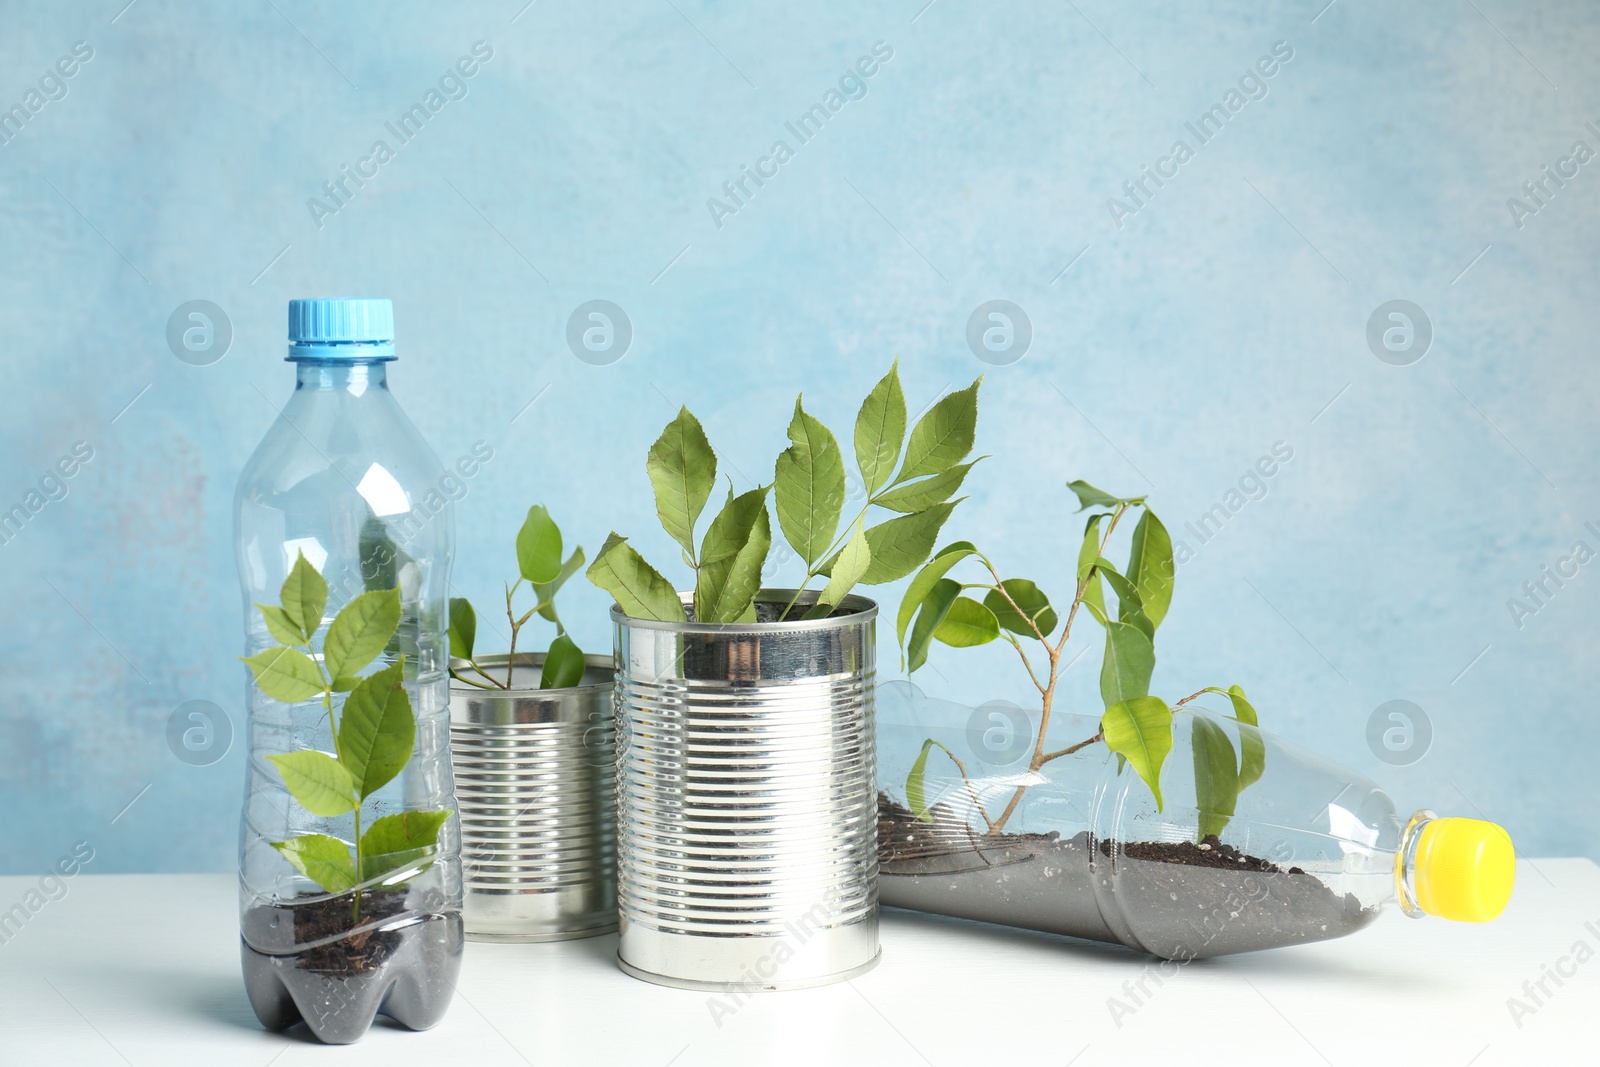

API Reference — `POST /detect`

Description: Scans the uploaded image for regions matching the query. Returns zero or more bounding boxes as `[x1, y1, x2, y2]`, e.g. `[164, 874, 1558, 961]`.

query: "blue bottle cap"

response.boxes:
[287, 298, 396, 360]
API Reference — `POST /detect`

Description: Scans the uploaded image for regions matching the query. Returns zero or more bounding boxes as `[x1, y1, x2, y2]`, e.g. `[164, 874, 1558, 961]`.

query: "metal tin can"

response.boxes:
[612, 592, 880, 990]
[448, 653, 616, 942]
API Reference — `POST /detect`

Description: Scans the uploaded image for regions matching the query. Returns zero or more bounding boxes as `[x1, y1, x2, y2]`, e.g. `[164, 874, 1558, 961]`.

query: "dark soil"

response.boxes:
[1111, 835, 1307, 875]
[241, 888, 463, 1044]
[877, 794, 1377, 959]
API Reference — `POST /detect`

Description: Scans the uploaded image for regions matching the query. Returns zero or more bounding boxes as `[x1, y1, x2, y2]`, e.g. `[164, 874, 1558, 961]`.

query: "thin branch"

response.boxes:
[983, 558, 1050, 646]
[449, 671, 499, 690]
[504, 582, 520, 687]
[1000, 631, 1049, 696]
[1040, 730, 1104, 764]
[930, 743, 998, 834]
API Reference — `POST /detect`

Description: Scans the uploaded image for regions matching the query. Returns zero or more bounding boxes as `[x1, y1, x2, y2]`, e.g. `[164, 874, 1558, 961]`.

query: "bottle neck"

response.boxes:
[293, 360, 390, 395]
[1394, 808, 1435, 917]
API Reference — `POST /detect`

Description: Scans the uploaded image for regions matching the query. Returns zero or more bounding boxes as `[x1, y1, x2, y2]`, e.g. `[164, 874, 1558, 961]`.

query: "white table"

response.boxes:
[0, 862, 1593, 1065]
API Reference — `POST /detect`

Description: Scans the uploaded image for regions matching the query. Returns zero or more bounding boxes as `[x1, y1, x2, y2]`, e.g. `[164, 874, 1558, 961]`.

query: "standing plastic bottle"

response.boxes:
[234, 298, 463, 1043]
[878, 682, 1515, 959]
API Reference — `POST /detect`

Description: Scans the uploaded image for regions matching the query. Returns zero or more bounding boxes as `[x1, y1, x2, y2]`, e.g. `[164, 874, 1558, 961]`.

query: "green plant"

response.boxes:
[899, 481, 1265, 841]
[586, 361, 983, 622]
[242, 552, 451, 916]
[447, 505, 587, 690]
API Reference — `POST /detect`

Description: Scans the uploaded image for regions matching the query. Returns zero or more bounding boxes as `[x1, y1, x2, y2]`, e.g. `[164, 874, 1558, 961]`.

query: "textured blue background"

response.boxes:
[1, 0, 1595, 874]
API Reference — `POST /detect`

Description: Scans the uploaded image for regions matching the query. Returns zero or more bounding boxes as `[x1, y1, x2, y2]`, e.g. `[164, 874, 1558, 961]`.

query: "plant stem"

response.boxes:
[1039, 730, 1104, 764]
[504, 581, 521, 688]
[998, 631, 1048, 696]
[990, 504, 1130, 835]
[930, 743, 998, 835]
[461, 659, 508, 690]
[352, 802, 363, 923]
[780, 493, 881, 618]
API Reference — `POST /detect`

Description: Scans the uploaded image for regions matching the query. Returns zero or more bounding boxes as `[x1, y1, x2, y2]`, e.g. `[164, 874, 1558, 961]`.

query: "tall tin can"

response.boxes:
[612, 591, 880, 990]
[448, 653, 617, 942]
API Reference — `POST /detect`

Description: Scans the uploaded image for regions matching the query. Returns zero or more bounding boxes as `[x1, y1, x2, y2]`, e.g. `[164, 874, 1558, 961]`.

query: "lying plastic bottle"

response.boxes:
[877, 682, 1514, 959]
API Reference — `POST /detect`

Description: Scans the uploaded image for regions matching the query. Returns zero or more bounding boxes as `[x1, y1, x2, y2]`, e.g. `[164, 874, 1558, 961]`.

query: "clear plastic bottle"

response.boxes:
[234, 298, 462, 1043]
[877, 682, 1514, 959]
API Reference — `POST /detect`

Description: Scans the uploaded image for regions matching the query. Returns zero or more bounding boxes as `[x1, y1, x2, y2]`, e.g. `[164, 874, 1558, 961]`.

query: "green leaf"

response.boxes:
[873, 460, 981, 514]
[858, 500, 962, 585]
[1126, 510, 1174, 629]
[647, 407, 717, 561]
[1102, 695, 1173, 810]
[256, 603, 305, 646]
[1099, 564, 1154, 640]
[515, 505, 564, 584]
[330, 675, 361, 692]
[907, 578, 961, 672]
[359, 810, 452, 882]
[540, 633, 587, 689]
[906, 738, 938, 822]
[694, 486, 772, 623]
[895, 378, 981, 484]
[854, 360, 907, 496]
[280, 552, 328, 638]
[1078, 514, 1107, 618]
[774, 397, 846, 567]
[338, 662, 415, 800]
[266, 751, 357, 816]
[1077, 514, 1105, 578]
[359, 514, 409, 594]
[1100, 619, 1154, 709]
[896, 541, 977, 651]
[1192, 715, 1239, 840]
[983, 578, 1058, 638]
[533, 547, 586, 624]
[242, 646, 326, 704]
[587, 533, 686, 622]
[324, 587, 401, 681]
[271, 834, 357, 893]
[934, 597, 1000, 647]
[448, 597, 476, 660]
[1066, 480, 1144, 512]
[815, 514, 871, 613]
[1225, 685, 1265, 792]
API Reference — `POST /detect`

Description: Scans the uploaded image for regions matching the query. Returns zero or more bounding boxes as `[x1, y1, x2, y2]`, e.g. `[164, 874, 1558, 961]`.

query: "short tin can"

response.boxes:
[448, 653, 617, 942]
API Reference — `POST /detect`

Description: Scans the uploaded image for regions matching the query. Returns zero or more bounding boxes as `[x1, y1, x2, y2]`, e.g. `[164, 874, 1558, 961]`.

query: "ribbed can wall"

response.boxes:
[449, 654, 617, 942]
[612, 593, 880, 991]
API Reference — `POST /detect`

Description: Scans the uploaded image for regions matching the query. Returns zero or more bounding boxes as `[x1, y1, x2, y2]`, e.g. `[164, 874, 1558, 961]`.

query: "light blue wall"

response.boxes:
[1, 0, 1596, 874]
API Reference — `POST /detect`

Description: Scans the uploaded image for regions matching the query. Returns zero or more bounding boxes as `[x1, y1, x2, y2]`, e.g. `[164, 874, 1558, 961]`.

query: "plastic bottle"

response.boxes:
[877, 682, 1515, 959]
[233, 298, 463, 1043]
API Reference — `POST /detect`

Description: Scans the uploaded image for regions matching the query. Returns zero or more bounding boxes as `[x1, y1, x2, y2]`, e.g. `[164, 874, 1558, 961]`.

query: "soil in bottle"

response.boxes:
[877, 794, 1377, 959]
[241, 888, 463, 1044]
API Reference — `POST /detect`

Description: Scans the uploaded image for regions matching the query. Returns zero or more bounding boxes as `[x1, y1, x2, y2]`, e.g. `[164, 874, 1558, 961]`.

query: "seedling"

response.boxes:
[587, 361, 982, 622]
[447, 505, 587, 690]
[899, 481, 1265, 841]
[242, 553, 451, 917]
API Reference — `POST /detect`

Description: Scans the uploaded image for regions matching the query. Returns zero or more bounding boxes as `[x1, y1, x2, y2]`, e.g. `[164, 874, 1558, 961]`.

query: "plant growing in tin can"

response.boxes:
[585, 361, 983, 620]
[446, 505, 587, 689]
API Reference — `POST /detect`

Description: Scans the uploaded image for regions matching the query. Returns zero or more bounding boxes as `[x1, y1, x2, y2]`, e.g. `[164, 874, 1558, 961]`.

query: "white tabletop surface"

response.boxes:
[0, 861, 1594, 1066]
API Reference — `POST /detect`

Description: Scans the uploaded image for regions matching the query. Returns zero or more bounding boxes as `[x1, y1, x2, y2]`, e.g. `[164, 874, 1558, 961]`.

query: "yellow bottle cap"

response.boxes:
[1413, 817, 1515, 922]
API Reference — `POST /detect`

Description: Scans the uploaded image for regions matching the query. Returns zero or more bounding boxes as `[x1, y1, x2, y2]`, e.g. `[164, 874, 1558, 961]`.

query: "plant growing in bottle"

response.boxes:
[893, 480, 1264, 842]
[446, 504, 587, 689]
[585, 360, 982, 620]
[880, 481, 1514, 958]
[873, 481, 1391, 958]
[241, 552, 452, 917]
